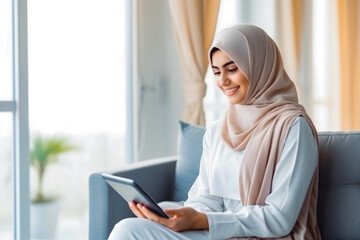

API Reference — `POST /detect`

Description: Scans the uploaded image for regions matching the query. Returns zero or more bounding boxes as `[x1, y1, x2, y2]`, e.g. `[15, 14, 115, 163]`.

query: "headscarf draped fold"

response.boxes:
[209, 25, 321, 240]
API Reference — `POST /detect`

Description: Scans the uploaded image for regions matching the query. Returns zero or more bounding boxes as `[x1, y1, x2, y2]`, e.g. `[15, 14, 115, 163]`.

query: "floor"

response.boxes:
[0, 218, 88, 240]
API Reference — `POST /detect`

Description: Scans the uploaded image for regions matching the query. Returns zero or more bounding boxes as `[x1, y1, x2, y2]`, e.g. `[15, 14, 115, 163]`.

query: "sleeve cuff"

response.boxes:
[206, 212, 244, 239]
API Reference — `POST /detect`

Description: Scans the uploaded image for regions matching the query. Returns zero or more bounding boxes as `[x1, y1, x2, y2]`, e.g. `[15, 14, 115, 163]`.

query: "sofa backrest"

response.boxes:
[317, 132, 360, 239]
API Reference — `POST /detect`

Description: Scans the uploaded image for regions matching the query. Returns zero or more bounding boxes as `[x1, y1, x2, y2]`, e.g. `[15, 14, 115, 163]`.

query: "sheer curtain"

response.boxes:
[277, 0, 343, 131]
[167, 0, 220, 126]
[278, 0, 360, 131]
[276, 0, 303, 100]
[337, 0, 360, 130]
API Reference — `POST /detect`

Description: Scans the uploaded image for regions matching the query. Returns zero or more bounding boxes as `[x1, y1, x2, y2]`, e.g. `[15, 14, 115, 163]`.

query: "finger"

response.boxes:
[128, 202, 146, 218]
[141, 205, 167, 223]
[128, 202, 142, 218]
[135, 203, 148, 218]
[164, 208, 181, 218]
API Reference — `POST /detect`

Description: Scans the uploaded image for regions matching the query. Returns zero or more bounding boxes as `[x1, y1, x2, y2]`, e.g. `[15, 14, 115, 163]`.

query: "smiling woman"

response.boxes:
[211, 49, 249, 104]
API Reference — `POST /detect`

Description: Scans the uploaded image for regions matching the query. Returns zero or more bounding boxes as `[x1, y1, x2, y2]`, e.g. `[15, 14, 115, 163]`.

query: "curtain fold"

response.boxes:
[276, 0, 304, 101]
[337, 0, 360, 130]
[292, 0, 303, 66]
[168, 0, 220, 126]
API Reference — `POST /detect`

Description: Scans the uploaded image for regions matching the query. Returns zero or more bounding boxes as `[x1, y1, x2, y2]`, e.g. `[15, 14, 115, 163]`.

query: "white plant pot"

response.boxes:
[30, 200, 60, 239]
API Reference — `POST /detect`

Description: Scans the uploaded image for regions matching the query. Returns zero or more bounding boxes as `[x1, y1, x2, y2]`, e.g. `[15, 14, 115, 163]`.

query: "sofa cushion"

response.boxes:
[173, 121, 206, 201]
[317, 132, 360, 239]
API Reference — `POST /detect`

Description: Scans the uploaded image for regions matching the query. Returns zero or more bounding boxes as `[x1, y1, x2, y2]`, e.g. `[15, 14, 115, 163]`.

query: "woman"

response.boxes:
[108, 24, 321, 240]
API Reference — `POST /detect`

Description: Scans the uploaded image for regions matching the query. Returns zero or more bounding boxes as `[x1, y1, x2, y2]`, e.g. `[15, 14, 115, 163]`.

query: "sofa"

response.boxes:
[89, 121, 360, 240]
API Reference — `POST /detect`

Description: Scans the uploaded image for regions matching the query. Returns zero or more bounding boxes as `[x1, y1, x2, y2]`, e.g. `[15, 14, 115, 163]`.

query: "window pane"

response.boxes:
[28, 0, 126, 239]
[0, 0, 13, 100]
[0, 113, 13, 240]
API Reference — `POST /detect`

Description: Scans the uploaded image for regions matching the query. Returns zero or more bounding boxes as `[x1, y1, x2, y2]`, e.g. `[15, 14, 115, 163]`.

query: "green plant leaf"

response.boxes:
[30, 135, 77, 202]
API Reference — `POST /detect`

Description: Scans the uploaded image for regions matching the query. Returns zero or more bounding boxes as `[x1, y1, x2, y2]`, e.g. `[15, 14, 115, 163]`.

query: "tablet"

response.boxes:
[102, 173, 169, 218]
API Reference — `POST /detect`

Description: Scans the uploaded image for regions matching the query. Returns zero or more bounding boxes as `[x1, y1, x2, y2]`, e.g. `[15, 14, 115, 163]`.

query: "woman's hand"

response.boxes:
[128, 201, 209, 232]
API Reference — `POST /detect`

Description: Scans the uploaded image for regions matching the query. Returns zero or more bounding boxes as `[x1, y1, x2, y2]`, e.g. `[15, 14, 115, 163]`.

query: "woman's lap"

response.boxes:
[108, 201, 209, 240]
[108, 218, 209, 240]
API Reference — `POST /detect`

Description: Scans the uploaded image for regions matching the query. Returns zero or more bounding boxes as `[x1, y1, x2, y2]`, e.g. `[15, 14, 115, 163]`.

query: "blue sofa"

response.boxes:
[89, 122, 360, 240]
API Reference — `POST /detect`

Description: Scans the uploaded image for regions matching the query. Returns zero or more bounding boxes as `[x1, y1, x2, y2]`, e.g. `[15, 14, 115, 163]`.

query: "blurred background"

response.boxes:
[0, 0, 359, 239]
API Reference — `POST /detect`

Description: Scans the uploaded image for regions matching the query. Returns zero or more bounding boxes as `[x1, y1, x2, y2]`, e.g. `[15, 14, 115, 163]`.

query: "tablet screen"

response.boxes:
[102, 173, 169, 218]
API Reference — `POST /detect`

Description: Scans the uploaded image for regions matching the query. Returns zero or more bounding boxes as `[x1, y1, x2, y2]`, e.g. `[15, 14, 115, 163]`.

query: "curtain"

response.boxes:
[291, 0, 304, 67]
[168, 0, 220, 126]
[276, 0, 304, 102]
[337, 0, 360, 130]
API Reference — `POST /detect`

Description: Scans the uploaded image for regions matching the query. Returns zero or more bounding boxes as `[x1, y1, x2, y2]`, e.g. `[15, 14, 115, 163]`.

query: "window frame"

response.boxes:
[0, 0, 31, 239]
[126, 0, 136, 163]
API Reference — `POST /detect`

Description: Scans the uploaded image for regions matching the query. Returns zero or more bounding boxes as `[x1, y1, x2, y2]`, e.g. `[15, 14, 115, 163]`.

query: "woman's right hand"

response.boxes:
[128, 201, 209, 232]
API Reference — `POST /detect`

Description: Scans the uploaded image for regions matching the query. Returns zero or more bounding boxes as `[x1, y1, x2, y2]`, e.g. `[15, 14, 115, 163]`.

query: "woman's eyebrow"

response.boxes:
[212, 61, 235, 69]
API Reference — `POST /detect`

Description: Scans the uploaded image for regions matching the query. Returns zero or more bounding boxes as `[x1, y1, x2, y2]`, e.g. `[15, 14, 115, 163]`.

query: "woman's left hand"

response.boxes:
[129, 201, 209, 232]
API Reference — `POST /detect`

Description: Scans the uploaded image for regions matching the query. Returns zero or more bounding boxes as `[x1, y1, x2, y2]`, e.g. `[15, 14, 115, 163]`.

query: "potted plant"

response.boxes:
[30, 135, 76, 239]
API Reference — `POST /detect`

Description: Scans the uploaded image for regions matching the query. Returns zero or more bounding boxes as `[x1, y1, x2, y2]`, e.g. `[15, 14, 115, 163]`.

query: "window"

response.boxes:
[0, 0, 12, 101]
[0, 114, 13, 240]
[1, 1, 16, 239]
[0, 0, 30, 239]
[28, 0, 127, 238]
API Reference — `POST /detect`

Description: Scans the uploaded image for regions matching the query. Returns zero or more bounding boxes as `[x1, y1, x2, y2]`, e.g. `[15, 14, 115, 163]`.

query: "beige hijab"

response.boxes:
[209, 25, 321, 239]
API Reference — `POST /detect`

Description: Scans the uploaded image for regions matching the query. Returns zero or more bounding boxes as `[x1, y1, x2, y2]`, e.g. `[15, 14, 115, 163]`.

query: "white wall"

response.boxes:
[136, 0, 183, 160]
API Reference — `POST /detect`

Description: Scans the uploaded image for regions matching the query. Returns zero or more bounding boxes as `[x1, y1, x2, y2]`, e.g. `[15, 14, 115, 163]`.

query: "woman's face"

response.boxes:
[211, 50, 249, 105]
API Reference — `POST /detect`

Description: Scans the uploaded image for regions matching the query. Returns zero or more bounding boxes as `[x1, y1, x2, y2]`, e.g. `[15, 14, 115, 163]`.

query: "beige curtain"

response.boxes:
[291, 0, 303, 66]
[337, 0, 360, 130]
[168, 0, 220, 126]
[276, 0, 304, 101]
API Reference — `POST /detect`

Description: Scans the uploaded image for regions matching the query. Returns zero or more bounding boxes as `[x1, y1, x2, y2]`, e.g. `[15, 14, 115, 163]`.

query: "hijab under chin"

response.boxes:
[209, 24, 321, 239]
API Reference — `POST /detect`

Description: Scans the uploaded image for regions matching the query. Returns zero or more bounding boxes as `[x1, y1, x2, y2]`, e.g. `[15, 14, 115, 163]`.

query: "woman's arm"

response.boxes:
[206, 117, 318, 239]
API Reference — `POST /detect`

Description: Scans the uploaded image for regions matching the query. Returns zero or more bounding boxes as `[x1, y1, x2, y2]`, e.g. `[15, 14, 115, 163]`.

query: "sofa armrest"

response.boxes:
[89, 156, 177, 240]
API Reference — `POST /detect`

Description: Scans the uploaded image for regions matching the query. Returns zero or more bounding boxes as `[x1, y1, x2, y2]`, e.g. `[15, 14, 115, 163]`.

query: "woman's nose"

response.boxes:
[219, 74, 230, 86]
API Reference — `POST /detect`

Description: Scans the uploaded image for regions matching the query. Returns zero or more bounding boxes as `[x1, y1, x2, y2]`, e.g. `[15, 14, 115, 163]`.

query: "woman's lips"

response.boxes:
[225, 86, 240, 96]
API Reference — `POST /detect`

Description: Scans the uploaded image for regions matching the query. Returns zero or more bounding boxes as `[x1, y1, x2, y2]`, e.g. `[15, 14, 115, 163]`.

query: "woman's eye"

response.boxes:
[228, 68, 237, 73]
[213, 72, 220, 76]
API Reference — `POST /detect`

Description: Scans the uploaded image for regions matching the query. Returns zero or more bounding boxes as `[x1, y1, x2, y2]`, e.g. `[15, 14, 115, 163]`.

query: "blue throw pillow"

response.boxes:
[173, 121, 206, 201]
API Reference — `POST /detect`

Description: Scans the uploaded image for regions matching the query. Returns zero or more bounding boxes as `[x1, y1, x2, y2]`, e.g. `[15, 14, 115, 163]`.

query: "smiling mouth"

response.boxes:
[225, 86, 240, 95]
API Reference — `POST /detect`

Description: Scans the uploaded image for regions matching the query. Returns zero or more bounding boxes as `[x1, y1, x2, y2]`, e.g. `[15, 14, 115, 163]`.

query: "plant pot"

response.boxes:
[30, 200, 60, 239]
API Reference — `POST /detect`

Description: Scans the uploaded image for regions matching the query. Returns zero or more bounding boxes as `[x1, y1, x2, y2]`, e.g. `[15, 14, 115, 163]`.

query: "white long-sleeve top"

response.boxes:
[184, 117, 318, 239]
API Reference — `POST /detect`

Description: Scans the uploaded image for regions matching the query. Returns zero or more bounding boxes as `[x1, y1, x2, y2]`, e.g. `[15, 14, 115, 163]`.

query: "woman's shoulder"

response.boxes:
[291, 116, 306, 126]
[288, 116, 316, 142]
[291, 116, 313, 131]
